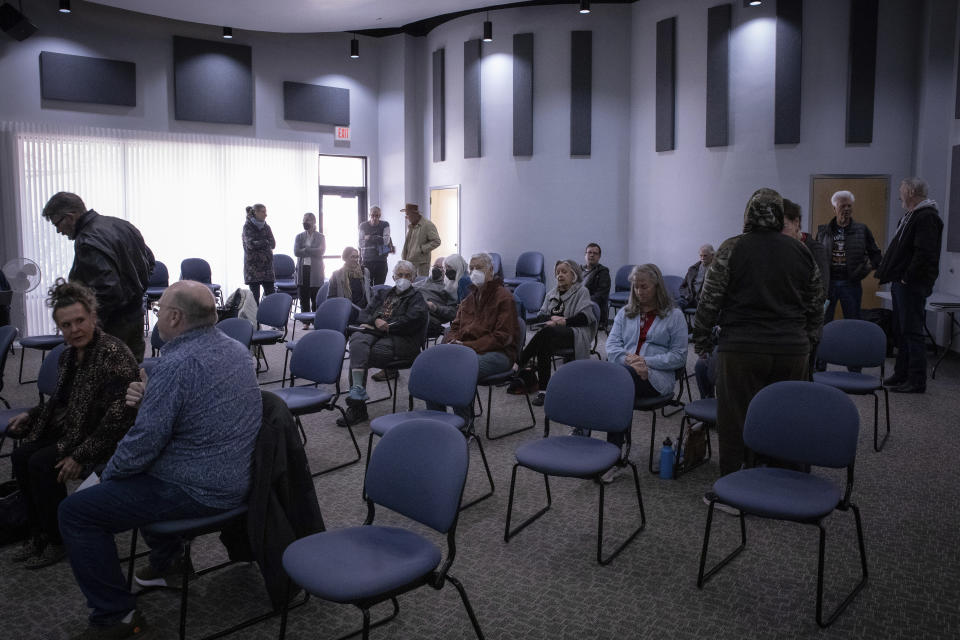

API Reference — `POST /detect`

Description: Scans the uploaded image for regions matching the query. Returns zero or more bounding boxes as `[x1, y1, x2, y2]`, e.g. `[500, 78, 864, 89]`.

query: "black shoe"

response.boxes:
[883, 375, 906, 387]
[891, 382, 925, 394]
[371, 369, 398, 382]
[336, 403, 368, 427]
[23, 543, 65, 569]
[531, 391, 545, 407]
[72, 610, 147, 640]
[135, 555, 194, 588]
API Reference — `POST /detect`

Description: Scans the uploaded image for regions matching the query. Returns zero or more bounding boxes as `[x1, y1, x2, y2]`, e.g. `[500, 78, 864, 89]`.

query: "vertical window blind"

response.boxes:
[7, 123, 318, 336]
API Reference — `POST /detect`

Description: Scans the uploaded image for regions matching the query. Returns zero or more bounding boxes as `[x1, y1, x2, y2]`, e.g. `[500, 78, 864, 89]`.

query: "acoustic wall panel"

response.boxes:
[433, 48, 445, 162]
[39, 51, 135, 106]
[464, 39, 482, 159]
[513, 33, 534, 157]
[570, 31, 592, 156]
[705, 5, 731, 148]
[655, 18, 677, 152]
[283, 82, 349, 125]
[949, 146, 960, 251]
[173, 36, 252, 125]
[774, 0, 803, 144]
[846, 0, 878, 143]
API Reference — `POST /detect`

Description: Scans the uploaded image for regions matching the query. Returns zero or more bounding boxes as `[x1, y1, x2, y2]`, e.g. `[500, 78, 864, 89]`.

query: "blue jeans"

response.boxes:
[891, 281, 928, 385]
[59, 474, 223, 626]
[824, 279, 862, 323]
[426, 350, 512, 428]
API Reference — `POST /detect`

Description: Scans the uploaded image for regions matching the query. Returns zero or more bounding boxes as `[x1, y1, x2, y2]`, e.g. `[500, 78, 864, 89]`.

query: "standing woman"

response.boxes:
[242, 203, 276, 304]
[294, 212, 326, 322]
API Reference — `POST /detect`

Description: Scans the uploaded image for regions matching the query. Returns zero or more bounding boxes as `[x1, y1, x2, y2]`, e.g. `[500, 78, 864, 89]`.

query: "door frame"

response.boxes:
[428, 184, 461, 258]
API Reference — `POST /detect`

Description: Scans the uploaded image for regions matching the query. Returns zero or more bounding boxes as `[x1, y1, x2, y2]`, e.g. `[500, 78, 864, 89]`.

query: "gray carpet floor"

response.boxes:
[1, 326, 958, 640]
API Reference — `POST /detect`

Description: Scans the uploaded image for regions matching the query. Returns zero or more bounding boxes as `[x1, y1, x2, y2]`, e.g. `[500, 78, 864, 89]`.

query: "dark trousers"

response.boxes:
[59, 474, 222, 626]
[609, 365, 661, 448]
[11, 437, 67, 544]
[249, 281, 276, 304]
[298, 265, 320, 314]
[366, 261, 388, 286]
[519, 325, 574, 389]
[824, 279, 863, 323]
[103, 308, 146, 363]
[891, 281, 929, 385]
[715, 351, 809, 476]
[349, 332, 401, 371]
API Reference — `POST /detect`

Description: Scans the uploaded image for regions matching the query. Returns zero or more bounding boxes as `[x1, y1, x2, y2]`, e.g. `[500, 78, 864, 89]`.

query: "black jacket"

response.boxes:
[678, 261, 704, 308]
[357, 285, 429, 361]
[70, 210, 154, 322]
[876, 204, 944, 295]
[815, 219, 881, 283]
[582, 263, 611, 306]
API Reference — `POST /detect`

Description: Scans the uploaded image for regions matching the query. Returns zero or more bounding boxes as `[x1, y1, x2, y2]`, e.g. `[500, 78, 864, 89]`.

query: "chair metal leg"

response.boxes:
[504, 466, 552, 542]
[484, 384, 535, 440]
[596, 461, 646, 565]
[459, 432, 495, 511]
[873, 389, 890, 452]
[126, 528, 139, 591]
[816, 503, 869, 627]
[311, 405, 362, 477]
[446, 573, 486, 639]
[696, 498, 747, 587]
[646, 411, 660, 475]
[19, 347, 47, 385]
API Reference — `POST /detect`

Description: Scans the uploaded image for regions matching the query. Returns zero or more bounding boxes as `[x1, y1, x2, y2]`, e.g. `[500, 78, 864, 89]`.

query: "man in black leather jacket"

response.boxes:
[42, 192, 155, 361]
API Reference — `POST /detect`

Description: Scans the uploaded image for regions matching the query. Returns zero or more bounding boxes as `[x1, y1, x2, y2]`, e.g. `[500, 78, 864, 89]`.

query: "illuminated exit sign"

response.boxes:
[335, 126, 351, 141]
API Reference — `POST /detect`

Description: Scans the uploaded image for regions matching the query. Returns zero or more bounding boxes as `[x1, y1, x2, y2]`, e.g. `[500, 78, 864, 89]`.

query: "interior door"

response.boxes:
[810, 175, 889, 316]
[319, 189, 364, 279]
[429, 186, 460, 263]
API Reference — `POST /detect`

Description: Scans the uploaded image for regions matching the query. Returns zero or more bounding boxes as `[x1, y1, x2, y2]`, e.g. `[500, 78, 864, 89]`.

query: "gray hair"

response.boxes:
[170, 281, 217, 330]
[444, 254, 468, 280]
[830, 190, 855, 207]
[393, 259, 416, 275]
[699, 244, 715, 255]
[901, 177, 928, 199]
[469, 253, 493, 272]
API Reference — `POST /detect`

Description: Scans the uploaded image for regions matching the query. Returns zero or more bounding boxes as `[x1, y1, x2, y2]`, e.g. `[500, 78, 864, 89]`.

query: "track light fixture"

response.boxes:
[222, 26, 233, 39]
[743, 0, 762, 6]
[482, 13, 492, 42]
[350, 34, 359, 59]
[579, 1, 591, 14]
[58, 0, 71, 14]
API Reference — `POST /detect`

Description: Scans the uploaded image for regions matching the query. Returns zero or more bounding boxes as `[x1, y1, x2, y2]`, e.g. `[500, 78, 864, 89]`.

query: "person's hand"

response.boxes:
[125, 368, 148, 408]
[55, 456, 83, 483]
[426, 301, 436, 311]
[546, 315, 566, 327]
[628, 356, 649, 380]
[374, 318, 389, 331]
[5, 412, 30, 437]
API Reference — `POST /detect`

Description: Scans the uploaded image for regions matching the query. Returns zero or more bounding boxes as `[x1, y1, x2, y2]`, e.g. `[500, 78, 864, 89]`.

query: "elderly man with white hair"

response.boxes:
[815, 189, 882, 323]
[677, 244, 715, 310]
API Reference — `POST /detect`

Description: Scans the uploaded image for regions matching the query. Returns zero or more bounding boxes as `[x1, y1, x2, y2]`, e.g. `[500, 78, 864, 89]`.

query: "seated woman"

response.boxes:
[328, 246, 372, 323]
[5, 279, 139, 568]
[510, 259, 597, 406]
[605, 263, 688, 446]
[336, 260, 428, 427]
[442, 253, 471, 302]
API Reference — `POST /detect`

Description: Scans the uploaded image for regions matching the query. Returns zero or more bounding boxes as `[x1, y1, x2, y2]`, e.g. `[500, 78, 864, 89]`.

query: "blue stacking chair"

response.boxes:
[279, 418, 485, 640]
[663, 274, 683, 304]
[513, 281, 545, 325]
[368, 344, 493, 510]
[282, 296, 351, 387]
[2, 342, 66, 460]
[698, 381, 868, 628]
[504, 360, 646, 565]
[0, 325, 17, 410]
[489, 252, 504, 279]
[814, 319, 891, 451]
[17, 332, 64, 385]
[144, 260, 169, 302]
[273, 254, 298, 297]
[216, 317, 253, 348]
[503, 251, 545, 289]
[271, 329, 359, 476]
[180, 258, 222, 305]
[607, 264, 636, 319]
[251, 292, 293, 377]
[139, 328, 166, 376]
[475, 316, 535, 440]
[290, 281, 329, 341]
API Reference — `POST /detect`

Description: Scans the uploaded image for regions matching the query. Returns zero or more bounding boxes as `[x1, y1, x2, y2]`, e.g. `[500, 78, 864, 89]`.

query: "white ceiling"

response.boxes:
[87, 0, 514, 35]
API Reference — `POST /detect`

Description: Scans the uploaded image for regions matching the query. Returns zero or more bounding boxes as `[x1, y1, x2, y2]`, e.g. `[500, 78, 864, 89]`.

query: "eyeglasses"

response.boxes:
[48, 214, 67, 228]
[152, 305, 182, 316]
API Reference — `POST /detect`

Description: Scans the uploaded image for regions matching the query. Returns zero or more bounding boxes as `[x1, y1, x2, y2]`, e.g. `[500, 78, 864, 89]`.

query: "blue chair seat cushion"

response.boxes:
[283, 526, 441, 603]
[684, 398, 717, 423]
[515, 436, 621, 478]
[478, 369, 513, 386]
[20, 335, 64, 349]
[252, 329, 283, 344]
[608, 291, 629, 304]
[145, 286, 167, 298]
[141, 504, 248, 538]
[713, 467, 842, 522]
[370, 410, 464, 437]
[284, 340, 299, 352]
[634, 392, 674, 411]
[276, 279, 297, 288]
[812, 371, 881, 394]
[272, 387, 335, 414]
[293, 312, 316, 322]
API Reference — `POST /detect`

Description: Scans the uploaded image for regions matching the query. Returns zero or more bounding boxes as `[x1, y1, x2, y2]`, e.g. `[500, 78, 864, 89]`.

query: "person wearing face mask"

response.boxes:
[442, 253, 471, 302]
[242, 203, 276, 304]
[337, 260, 429, 426]
[438, 253, 519, 426]
[509, 259, 597, 406]
[294, 212, 326, 324]
[414, 257, 459, 336]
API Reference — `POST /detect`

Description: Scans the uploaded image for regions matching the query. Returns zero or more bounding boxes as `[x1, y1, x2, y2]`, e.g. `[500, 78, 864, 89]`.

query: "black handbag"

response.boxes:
[0, 479, 29, 546]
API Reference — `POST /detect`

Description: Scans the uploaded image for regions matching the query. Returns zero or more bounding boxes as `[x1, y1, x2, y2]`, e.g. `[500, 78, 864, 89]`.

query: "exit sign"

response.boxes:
[335, 126, 351, 141]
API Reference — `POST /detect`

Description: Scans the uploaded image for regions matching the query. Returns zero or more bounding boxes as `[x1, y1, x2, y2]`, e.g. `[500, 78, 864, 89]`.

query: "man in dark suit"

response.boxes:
[875, 177, 944, 394]
[581, 243, 610, 325]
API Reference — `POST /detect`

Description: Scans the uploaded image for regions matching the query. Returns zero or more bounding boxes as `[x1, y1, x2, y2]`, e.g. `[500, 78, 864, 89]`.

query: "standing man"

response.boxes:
[815, 190, 882, 323]
[42, 192, 155, 361]
[876, 177, 944, 394]
[677, 245, 715, 311]
[693, 189, 823, 481]
[58, 280, 261, 639]
[400, 203, 441, 277]
[359, 206, 391, 286]
[581, 243, 611, 325]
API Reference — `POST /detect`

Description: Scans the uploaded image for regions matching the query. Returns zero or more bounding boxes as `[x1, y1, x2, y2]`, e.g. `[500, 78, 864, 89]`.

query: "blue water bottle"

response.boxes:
[659, 437, 675, 480]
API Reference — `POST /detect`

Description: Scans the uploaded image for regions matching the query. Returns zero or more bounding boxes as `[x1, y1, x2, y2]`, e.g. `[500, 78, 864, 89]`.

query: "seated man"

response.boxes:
[337, 260, 429, 426]
[435, 252, 519, 425]
[677, 244, 714, 310]
[58, 280, 262, 639]
[416, 256, 459, 336]
[581, 242, 611, 327]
